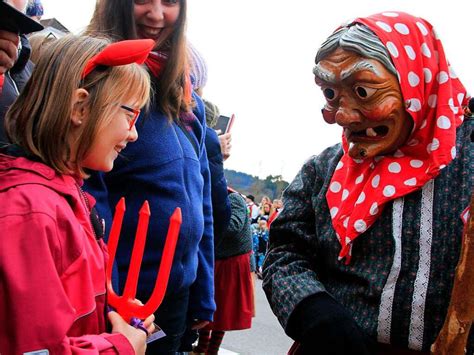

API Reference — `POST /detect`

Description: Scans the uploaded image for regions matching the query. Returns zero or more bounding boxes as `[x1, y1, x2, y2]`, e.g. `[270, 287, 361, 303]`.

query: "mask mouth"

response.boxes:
[348, 125, 389, 140]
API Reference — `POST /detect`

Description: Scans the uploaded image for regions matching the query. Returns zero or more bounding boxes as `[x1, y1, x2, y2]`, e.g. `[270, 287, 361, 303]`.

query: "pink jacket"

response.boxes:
[0, 153, 134, 354]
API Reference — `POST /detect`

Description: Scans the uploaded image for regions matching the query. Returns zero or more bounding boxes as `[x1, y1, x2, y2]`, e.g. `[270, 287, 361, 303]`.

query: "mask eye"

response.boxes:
[354, 85, 377, 99]
[322, 87, 338, 102]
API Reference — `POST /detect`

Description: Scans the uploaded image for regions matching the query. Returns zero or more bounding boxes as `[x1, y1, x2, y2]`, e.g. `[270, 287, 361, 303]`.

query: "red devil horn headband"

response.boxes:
[81, 39, 155, 79]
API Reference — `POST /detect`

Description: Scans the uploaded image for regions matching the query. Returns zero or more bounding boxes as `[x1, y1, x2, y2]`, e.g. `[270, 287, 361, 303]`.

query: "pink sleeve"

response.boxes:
[68, 333, 134, 354]
[0, 212, 133, 354]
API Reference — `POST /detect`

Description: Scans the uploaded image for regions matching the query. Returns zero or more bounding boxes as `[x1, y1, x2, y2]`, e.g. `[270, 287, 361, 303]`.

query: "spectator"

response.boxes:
[253, 218, 269, 279]
[246, 194, 260, 223]
[193, 191, 254, 355]
[0, 0, 43, 142]
[26, 0, 43, 21]
[84, 1, 216, 353]
[0, 35, 154, 354]
[268, 198, 283, 227]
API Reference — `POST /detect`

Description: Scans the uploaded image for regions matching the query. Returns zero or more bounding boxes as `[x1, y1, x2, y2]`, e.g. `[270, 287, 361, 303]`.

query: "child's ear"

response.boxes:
[70, 88, 90, 126]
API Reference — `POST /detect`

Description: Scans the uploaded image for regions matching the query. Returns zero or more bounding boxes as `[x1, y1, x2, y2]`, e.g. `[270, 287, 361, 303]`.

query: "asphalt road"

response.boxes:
[219, 278, 293, 355]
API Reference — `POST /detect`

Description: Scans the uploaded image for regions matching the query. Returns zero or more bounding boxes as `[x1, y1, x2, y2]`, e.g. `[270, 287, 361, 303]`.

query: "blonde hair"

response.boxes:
[6, 35, 150, 178]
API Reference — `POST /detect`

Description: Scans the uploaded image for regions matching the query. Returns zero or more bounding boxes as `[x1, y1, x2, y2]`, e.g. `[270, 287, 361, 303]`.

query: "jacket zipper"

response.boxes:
[76, 183, 98, 240]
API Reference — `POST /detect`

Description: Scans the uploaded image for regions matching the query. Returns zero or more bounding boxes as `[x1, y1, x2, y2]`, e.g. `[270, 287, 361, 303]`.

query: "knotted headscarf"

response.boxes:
[325, 12, 469, 263]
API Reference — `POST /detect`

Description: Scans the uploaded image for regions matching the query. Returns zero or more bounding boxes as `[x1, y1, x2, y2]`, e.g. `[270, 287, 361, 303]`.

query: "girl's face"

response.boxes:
[133, 0, 181, 50]
[82, 101, 139, 172]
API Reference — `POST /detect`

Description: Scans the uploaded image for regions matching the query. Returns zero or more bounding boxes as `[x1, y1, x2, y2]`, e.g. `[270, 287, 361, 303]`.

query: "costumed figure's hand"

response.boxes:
[108, 310, 147, 355]
[288, 293, 375, 355]
[0, 30, 19, 74]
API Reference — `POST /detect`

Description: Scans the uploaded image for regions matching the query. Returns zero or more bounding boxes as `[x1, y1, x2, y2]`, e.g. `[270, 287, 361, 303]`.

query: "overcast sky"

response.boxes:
[42, 0, 473, 182]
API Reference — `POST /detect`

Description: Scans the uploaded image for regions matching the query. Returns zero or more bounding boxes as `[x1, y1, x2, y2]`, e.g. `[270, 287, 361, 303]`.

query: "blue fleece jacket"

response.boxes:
[84, 94, 215, 321]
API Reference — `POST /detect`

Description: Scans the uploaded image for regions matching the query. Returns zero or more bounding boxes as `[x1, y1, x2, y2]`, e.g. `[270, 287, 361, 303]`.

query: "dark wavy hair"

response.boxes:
[86, 0, 190, 120]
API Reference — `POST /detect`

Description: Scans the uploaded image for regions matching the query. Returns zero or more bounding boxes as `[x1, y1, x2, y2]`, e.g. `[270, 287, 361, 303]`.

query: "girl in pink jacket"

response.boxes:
[0, 35, 154, 354]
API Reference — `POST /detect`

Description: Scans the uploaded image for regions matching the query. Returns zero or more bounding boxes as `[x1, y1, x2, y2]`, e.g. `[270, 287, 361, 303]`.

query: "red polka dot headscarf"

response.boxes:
[325, 11, 469, 263]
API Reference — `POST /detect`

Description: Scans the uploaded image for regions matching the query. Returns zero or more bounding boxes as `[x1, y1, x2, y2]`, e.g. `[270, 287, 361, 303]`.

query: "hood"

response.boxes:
[0, 152, 80, 201]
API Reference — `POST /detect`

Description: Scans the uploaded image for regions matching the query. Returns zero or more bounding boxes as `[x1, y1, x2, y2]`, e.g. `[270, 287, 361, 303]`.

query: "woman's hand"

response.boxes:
[218, 132, 232, 161]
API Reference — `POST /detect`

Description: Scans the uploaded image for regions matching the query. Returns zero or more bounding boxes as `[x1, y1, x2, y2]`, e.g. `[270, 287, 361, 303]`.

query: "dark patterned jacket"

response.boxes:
[263, 117, 473, 352]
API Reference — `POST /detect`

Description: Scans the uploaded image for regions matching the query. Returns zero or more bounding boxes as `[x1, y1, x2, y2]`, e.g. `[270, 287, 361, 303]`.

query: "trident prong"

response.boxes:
[106, 197, 182, 323]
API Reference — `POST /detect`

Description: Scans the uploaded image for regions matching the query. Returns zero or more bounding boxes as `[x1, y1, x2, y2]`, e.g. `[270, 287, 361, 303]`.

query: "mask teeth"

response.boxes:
[366, 128, 377, 137]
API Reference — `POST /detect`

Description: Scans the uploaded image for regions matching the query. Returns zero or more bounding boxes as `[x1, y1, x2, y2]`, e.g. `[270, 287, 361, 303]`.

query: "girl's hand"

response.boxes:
[142, 313, 156, 334]
[131, 299, 156, 335]
[108, 311, 147, 354]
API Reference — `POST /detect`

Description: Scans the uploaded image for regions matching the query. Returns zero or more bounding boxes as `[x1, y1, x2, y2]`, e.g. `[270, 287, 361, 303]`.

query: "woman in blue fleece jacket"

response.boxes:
[84, 0, 215, 353]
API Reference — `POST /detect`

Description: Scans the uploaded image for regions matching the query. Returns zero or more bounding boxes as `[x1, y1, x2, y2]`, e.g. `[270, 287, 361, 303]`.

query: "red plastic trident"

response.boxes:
[106, 197, 182, 322]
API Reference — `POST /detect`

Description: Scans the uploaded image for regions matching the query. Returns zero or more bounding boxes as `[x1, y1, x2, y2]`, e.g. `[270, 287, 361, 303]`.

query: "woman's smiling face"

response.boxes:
[133, 0, 181, 50]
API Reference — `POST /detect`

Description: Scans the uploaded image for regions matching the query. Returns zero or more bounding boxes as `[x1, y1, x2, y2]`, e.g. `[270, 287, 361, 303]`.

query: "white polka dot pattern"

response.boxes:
[354, 220, 367, 233]
[386, 42, 399, 57]
[405, 46, 416, 60]
[408, 72, 420, 86]
[407, 98, 421, 112]
[410, 160, 423, 168]
[421, 43, 431, 58]
[342, 189, 349, 201]
[423, 68, 432, 83]
[377, 21, 392, 32]
[325, 12, 467, 263]
[436, 116, 451, 129]
[394, 23, 410, 35]
[356, 192, 366, 204]
[388, 162, 401, 173]
[383, 185, 396, 197]
[330, 181, 341, 193]
[416, 22, 428, 35]
[437, 71, 449, 84]
[370, 202, 379, 215]
[372, 175, 380, 188]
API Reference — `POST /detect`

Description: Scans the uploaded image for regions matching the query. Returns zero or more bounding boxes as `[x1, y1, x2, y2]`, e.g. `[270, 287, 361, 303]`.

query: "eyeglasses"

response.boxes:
[120, 105, 141, 130]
